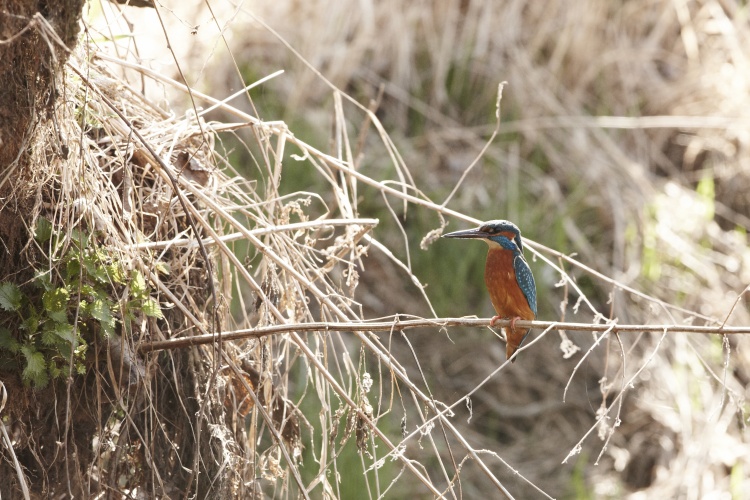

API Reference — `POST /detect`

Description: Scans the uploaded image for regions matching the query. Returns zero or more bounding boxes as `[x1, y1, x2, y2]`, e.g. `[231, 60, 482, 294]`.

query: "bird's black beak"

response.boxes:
[442, 228, 490, 239]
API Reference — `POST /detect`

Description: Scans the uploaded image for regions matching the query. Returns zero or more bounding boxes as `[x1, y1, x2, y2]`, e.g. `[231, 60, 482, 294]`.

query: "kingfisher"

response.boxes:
[443, 220, 537, 361]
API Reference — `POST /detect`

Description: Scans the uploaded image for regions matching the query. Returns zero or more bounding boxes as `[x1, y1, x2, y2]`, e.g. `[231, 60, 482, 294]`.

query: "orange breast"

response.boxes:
[484, 248, 535, 321]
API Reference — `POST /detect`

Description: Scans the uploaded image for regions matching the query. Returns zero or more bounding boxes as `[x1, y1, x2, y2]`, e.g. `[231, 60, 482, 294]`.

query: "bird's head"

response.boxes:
[442, 219, 524, 253]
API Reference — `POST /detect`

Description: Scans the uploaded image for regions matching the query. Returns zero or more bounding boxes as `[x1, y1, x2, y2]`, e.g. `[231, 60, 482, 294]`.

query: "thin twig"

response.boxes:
[441, 82, 506, 207]
[124, 218, 378, 250]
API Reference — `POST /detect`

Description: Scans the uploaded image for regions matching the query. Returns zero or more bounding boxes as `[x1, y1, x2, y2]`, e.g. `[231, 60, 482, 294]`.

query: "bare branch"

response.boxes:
[139, 317, 750, 353]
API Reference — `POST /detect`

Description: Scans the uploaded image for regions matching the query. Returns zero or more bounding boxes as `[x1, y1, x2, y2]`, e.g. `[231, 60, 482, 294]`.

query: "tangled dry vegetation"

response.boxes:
[2, 0, 750, 498]
[161, 1, 750, 497]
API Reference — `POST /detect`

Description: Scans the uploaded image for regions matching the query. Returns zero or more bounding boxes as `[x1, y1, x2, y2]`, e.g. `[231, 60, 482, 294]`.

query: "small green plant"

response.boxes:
[0, 218, 163, 388]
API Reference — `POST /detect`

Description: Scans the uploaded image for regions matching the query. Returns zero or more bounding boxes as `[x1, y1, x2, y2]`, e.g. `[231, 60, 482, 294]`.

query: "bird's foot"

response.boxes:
[509, 316, 521, 333]
[490, 316, 522, 332]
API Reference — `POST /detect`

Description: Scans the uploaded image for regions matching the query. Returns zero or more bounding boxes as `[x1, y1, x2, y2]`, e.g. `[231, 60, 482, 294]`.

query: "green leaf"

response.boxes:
[0, 283, 22, 312]
[89, 299, 113, 322]
[53, 323, 76, 344]
[35, 217, 53, 243]
[27, 370, 49, 388]
[34, 270, 53, 291]
[95, 267, 110, 283]
[130, 270, 147, 298]
[56, 341, 72, 359]
[94, 247, 109, 262]
[82, 254, 103, 282]
[106, 262, 125, 284]
[41, 328, 59, 346]
[141, 297, 163, 319]
[80, 284, 97, 298]
[74, 341, 87, 357]
[70, 229, 88, 249]
[43, 287, 69, 314]
[21, 346, 48, 388]
[66, 257, 81, 281]
[99, 319, 115, 338]
[47, 309, 68, 324]
[0, 328, 19, 353]
[21, 314, 40, 335]
[90, 299, 116, 337]
[155, 262, 171, 276]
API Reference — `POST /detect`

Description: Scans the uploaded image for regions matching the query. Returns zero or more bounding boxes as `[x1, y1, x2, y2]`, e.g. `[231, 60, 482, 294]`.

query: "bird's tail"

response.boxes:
[506, 328, 530, 362]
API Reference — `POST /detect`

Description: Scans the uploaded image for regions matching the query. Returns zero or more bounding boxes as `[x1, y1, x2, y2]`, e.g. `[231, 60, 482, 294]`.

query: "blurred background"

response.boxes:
[90, 0, 750, 497]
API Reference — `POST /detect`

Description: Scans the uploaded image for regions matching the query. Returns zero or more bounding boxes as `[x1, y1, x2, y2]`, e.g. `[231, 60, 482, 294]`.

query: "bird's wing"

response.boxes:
[514, 255, 537, 316]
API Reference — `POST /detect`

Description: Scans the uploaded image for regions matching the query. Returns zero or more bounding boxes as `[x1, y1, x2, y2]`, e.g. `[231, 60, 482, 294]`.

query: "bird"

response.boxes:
[443, 220, 537, 361]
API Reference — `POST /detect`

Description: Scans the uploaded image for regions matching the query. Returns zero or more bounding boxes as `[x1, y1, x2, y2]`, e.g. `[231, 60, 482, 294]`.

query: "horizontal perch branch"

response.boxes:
[138, 318, 748, 353]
